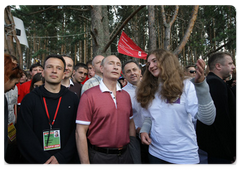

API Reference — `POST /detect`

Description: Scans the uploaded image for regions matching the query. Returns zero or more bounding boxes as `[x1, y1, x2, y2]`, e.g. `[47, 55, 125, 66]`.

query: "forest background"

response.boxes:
[4, 5, 236, 70]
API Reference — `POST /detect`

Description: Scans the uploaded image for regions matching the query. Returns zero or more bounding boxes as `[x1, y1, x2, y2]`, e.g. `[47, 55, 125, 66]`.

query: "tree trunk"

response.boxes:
[131, 6, 140, 63]
[42, 38, 46, 65]
[102, 6, 111, 56]
[132, 6, 139, 45]
[4, 30, 9, 53]
[156, 10, 161, 49]
[173, 6, 199, 56]
[79, 40, 82, 63]
[182, 20, 186, 60]
[61, 15, 65, 54]
[148, 5, 157, 52]
[74, 43, 77, 64]
[90, 37, 93, 59]
[33, 25, 36, 54]
[161, 5, 179, 50]
[91, 6, 109, 57]
[4, 6, 16, 56]
[213, 18, 216, 50]
[4, 6, 23, 68]
[84, 22, 87, 63]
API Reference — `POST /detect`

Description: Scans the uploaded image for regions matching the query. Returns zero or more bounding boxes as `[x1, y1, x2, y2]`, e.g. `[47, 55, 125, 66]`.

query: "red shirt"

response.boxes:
[16, 82, 21, 104]
[81, 76, 89, 85]
[18, 80, 32, 104]
[76, 81, 133, 148]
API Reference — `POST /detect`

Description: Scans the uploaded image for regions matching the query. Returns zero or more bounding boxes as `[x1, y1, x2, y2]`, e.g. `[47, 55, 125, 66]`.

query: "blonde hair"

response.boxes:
[136, 49, 186, 108]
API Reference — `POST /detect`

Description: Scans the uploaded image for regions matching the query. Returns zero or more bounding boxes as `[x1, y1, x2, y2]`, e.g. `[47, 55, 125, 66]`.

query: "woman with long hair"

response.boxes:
[137, 49, 216, 164]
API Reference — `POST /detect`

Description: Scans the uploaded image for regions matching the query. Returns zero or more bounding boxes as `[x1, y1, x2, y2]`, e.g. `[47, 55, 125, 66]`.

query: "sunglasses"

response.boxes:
[189, 70, 196, 74]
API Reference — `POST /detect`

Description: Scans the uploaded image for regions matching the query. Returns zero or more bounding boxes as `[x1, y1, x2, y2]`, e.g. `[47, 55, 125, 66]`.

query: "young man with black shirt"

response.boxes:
[17, 55, 79, 164]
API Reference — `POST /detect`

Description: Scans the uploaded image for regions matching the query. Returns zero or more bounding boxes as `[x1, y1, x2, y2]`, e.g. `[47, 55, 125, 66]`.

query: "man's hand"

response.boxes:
[140, 132, 152, 145]
[195, 59, 206, 83]
[44, 156, 59, 164]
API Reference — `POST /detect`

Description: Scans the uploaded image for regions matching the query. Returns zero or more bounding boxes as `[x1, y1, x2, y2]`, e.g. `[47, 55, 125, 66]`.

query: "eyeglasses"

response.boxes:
[189, 70, 196, 74]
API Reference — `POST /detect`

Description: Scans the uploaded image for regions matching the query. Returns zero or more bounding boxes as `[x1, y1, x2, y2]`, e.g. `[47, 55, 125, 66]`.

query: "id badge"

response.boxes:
[43, 129, 61, 151]
[8, 122, 16, 141]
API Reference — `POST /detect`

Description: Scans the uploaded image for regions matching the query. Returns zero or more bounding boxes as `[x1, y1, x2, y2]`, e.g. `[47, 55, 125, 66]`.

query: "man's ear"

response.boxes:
[41, 71, 45, 78]
[215, 63, 221, 71]
[100, 65, 104, 74]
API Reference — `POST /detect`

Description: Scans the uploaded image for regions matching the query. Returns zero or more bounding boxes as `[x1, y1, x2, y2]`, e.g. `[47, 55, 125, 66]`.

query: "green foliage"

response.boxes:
[32, 49, 48, 58]
[10, 5, 236, 67]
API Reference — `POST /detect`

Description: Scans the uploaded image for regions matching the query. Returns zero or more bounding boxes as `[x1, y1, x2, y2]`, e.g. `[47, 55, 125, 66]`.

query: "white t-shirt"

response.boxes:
[142, 79, 199, 164]
[5, 85, 18, 124]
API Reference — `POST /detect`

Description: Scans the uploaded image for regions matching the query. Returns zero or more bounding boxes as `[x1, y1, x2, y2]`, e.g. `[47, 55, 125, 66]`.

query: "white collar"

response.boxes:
[99, 79, 122, 93]
[69, 79, 74, 86]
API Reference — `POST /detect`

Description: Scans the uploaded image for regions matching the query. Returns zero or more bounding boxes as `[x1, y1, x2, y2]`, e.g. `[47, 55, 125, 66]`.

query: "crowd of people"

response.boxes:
[4, 49, 236, 164]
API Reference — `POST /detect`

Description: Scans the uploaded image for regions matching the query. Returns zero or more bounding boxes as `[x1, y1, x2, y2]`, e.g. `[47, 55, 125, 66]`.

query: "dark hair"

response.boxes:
[22, 70, 27, 77]
[185, 65, 196, 72]
[122, 60, 141, 74]
[30, 62, 43, 72]
[185, 65, 196, 69]
[4, 53, 23, 83]
[86, 60, 92, 67]
[208, 52, 232, 71]
[74, 63, 88, 71]
[30, 73, 45, 91]
[43, 54, 66, 71]
[20, 70, 28, 84]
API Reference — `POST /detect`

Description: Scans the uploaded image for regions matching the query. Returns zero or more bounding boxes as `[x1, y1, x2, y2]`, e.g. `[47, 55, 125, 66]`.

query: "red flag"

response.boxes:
[118, 31, 147, 60]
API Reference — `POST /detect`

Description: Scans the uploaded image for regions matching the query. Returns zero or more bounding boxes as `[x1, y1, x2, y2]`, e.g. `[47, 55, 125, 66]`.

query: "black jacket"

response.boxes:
[4, 96, 9, 157]
[17, 85, 79, 163]
[196, 72, 236, 161]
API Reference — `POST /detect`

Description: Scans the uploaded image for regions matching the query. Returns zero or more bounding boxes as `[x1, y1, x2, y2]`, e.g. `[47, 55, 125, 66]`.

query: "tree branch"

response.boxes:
[161, 6, 167, 26]
[67, 6, 92, 12]
[28, 5, 58, 15]
[102, 5, 146, 53]
[169, 6, 179, 26]
[202, 39, 233, 60]
[173, 5, 199, 56]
